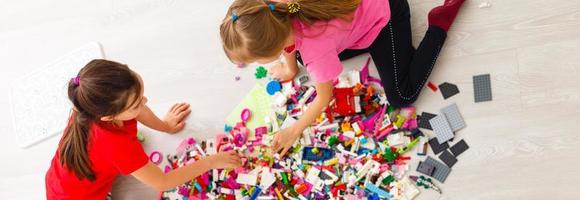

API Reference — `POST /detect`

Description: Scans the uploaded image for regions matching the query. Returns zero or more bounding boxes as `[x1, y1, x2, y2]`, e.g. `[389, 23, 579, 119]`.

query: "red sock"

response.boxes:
[428, 0, 467, 32]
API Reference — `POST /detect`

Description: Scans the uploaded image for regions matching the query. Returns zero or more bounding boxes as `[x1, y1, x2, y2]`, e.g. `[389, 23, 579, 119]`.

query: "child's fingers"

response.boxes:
[176, 109, 191, 120]
[280, 146, 290, 157]
[271, 139, 280, 152]
[176, 122, 185, 130]
[230, 156, 241, 164]
[170, 103, 180, 112]
[231, 161, 242, 167]
[175, 103, 190, 113]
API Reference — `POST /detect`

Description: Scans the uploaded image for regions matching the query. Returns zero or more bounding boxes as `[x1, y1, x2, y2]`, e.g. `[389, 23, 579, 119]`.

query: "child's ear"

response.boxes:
[100, 115, 114, 121]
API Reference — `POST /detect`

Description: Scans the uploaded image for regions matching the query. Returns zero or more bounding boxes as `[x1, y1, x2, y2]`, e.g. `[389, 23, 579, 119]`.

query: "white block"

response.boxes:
[236, 173, 258, 186]
[260, 168, 276, 190]
[387, 132, 404, 146]
[305, 167, 321, 185]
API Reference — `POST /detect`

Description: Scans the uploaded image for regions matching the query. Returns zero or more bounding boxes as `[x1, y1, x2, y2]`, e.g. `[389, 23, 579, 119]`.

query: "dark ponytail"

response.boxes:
[58, 59, 142, 181]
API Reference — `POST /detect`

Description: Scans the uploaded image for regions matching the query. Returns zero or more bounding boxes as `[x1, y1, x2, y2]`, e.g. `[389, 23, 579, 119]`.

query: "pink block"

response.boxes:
[344, 194, 362, 200]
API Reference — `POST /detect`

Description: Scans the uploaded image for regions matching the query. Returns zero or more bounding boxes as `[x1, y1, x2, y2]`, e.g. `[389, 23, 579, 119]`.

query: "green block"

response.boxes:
[226, 84, 273, 140]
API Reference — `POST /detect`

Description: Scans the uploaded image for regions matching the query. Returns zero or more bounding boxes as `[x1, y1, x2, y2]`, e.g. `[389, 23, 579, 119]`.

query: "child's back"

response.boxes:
[46, 119, 147, 200]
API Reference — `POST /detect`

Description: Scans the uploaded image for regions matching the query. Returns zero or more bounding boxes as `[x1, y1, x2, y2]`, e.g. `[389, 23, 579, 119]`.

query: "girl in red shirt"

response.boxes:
[45, 59, 242, 200]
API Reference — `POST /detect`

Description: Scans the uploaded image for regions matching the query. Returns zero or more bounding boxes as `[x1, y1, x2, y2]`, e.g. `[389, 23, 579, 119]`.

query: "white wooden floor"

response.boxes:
[1, 0, 579, 199]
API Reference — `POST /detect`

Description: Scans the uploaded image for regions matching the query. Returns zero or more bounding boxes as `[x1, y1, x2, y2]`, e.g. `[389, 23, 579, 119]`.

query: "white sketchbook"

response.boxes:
[9, 43, 104, 148]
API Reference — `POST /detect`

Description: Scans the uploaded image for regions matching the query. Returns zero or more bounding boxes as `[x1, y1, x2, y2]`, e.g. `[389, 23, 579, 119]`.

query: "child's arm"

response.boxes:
[131, 151, 241, 191]
[272, 81, 333, 155]
[137, 103, 191, 134]
[270, 51, 299, 81]
[282, 50, 299, 80]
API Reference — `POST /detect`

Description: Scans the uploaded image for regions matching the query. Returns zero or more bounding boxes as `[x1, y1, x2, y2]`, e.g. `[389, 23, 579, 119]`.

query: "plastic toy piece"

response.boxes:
[241, 108, 252, 123]
[364, 182, 391, 199]
[396, 176, 420, 199]
[440, 103, 466, 132]
[249, 187, 262, 200]
[332, 87, 361, 116]
[393, 115, 405, 129]
[305, 167, 321, 185]
[327, 135, 339, 146]
[429, 115, 454, 143]
[422, 156, 452, 183]
[397, 137, 420, 155]
[360, 57, 371, 84]
[438, 150, 458, 168]
[410, 175, 442, 194]
[428, 138, 449, 155]
[260, 168, 276, 190]
[427, 81, 438, 92]
[417, 137, 429, 156]
[296, 75, 310, 85]
[266, 80, 282, 95]
[255, 66, 268, 79]
[418, 112, 436, 130]
[236, 173, 258, 186]
[297, 86, 315, 108]
[383, 148, 398, 162]
[450, 139, 470, 157]
[150, 151, 163, 165]
[416, 161, 435, 176]
[273, 187, 284, 200]
[295, 183, 308, 194]
[362, 105, 386, 134]
[303, 147, 335, 162]
[387, 132, 404, 146]
[473, 74, 492, 102]
[438, 82, 459, 99]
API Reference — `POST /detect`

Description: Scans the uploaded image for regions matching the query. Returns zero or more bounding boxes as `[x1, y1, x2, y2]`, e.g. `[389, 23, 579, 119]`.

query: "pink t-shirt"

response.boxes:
[292, 0, 391, 83]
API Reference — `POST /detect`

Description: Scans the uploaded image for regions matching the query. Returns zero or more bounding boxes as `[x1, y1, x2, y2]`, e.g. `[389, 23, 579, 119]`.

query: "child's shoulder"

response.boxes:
[90, 119, 138, 139]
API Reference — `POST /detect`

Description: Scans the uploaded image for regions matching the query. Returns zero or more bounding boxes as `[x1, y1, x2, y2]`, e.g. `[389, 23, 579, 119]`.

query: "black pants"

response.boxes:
[298, 0, 447, 108]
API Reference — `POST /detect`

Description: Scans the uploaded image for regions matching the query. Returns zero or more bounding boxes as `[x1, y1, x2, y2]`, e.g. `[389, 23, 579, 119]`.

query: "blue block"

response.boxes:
[249, 187, 261, 200]
[364, 182, 390, 200]
[266, 80, 282, 95]
[302, 147, 335, 162]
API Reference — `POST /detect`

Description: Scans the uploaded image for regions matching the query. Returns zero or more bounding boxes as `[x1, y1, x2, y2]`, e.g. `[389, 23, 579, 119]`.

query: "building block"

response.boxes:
[473, 74, 492, 103]
[440, 103, 466, 132]
[236, 173, 258, 186]
[416, 161, 435, 176]
[429, 115, 454, 143]
[450, 139, 470, 157]
[428, 138, 449, 155]
[418, 112, 436, 130]
[438, 150, 457, 168]
[422, 156, 452, 183]
[438, 82, 459, 99]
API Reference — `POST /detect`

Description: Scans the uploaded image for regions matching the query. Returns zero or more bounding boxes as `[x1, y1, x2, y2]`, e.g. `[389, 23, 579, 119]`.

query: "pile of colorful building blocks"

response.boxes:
[158, 59, 469, 200]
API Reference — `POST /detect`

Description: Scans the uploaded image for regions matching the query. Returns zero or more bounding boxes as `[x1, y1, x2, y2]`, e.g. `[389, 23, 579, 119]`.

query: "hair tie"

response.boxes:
[72, 76, 80, 86]
[287, 2, 300, 14]
[268, 4, 276, 11]
[232, 13, 239, 22]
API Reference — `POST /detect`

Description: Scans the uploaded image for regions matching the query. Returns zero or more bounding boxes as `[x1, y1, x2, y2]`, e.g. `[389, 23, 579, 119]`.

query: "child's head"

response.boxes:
[59, 59, 145, 181]
[69, 59, 146, 122]
[220, 0, 360, 64]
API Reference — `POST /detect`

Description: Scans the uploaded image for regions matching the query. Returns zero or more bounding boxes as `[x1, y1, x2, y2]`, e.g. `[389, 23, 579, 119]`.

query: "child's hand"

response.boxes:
[272, 126, 302, 156]
[268, 62, 297, 81]
[163, 103, 191, 134]
[208, 151, 242, 169]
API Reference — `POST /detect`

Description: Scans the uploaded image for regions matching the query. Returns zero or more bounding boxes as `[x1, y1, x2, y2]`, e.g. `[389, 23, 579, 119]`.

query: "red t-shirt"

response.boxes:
[45, 119, 149, 200]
